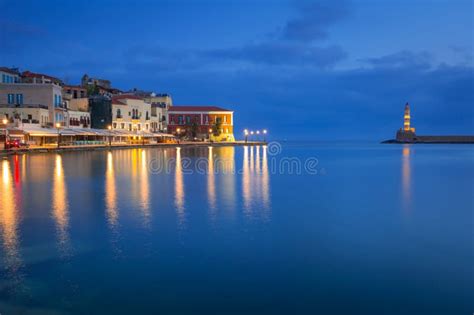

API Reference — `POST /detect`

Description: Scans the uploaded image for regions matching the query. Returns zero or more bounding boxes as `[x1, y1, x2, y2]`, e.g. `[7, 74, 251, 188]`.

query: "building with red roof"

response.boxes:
[168, 105, 234, 141]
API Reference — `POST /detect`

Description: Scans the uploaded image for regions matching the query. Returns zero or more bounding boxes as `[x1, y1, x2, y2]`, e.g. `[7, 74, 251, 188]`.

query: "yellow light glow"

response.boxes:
[207, 146, 216, 213]
[139, 149, 150, 226]
[242, 146, 251, 212]
[0, 160, 21, 274]
[55, 123, 61, 128]
[2, 118, 7, 125]
[52, 154, 71, 256]
[402, 146, 412, 215]
[175, 147, 185, 227]
[105, 152, 118, 227]
[262, 145, 270, 212]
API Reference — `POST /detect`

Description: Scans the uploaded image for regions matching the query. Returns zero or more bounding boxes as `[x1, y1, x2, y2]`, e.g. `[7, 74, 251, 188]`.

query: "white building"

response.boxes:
[111, 95, 159, 133]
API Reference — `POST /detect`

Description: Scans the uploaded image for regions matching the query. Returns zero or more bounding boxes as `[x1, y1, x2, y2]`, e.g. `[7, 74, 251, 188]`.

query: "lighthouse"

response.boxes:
[403, 102, 415, 132]
[395, 102, 416, 142]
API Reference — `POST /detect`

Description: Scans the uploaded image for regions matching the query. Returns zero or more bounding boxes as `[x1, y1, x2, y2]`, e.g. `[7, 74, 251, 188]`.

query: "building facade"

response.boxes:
[168, 106, 234, 141]
[90, 95, 159, 132]
[0, 81, 66, 126]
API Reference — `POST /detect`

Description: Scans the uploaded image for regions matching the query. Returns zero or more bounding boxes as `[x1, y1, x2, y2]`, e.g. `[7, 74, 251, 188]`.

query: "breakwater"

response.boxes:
[383, 135, 474, 144]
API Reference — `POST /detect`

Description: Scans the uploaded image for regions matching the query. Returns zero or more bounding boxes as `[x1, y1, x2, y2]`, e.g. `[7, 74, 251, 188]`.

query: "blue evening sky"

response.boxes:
[1, 0, 473, 140]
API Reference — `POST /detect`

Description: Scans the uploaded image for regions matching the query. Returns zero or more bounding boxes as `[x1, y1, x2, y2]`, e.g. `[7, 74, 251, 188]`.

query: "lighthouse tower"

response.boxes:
[396, 102, 416, 142]
[403, 102, 415, 133]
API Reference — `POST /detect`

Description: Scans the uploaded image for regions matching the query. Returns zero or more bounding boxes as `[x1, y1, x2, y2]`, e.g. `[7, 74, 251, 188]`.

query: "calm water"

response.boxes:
[0, 143, 472, 314]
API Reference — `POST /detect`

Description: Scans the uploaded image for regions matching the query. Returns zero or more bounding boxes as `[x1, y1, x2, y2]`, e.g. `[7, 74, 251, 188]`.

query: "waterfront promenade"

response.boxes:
[0, 140, 266, 156]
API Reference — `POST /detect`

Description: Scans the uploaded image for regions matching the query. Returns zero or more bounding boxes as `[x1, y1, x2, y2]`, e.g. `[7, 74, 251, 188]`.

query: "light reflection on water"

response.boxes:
[174, 147, 186, 230]
[0, 144, 471, 314]
[52, 154, 72, 257]
[401, 145, 412, 215]
[0, 160, 23, 284]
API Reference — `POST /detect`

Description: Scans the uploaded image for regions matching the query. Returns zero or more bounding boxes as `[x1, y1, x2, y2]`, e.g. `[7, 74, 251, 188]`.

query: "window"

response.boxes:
[7, 94, 14, 104]
[16, 94, 23, 104]
[116, 108, 121, 118]
[113, 122, 117, 128]
[186, 116, 191, 124]
[28, 114, 32, 120]
[224, 116, 227, 123]
[121, 123, 125, 129]
[54, 94, 62, 107]
[178, 116, 183, 124]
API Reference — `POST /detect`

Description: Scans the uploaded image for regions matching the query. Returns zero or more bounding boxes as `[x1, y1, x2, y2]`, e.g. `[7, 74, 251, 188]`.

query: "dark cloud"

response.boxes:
[281, 0, 351, 42]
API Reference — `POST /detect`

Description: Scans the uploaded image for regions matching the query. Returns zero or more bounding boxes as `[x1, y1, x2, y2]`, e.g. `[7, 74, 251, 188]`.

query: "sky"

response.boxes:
[0, 0, 473, 140]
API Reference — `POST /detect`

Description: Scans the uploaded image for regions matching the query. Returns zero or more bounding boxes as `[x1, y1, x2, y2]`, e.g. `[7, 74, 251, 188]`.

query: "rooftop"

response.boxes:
[169, 106, 232, 112]
[0, 67, 20, 75]
[22, 70, 62, 84]
[112, 94, 145, 105]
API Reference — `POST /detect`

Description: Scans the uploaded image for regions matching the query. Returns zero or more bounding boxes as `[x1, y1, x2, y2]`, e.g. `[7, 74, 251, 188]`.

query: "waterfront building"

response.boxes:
[0, 67, 21, 83]
[168, 106, 235, 141]
[90, 94, 159, 133]
[129, 89, 171, 132]
[0, 76, 66, 126]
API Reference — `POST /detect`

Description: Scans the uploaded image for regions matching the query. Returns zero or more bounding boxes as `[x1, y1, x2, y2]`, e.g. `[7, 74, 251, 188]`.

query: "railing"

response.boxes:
[0, 103, 49, 109]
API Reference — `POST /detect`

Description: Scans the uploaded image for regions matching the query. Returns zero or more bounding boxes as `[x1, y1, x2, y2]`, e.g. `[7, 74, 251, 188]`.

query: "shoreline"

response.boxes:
[0, 141, 266, 156]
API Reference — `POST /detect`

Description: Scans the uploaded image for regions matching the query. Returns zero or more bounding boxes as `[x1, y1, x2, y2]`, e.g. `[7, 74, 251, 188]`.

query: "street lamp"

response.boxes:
[209, 128, 213, 141]
[55, 122, 61, 148]
[2, 118, 8, 150]
[108, 125, 112, 147]
[263, 129, 267, 142]
[256, 130, 260, 141]
[244, 129, 249, 143]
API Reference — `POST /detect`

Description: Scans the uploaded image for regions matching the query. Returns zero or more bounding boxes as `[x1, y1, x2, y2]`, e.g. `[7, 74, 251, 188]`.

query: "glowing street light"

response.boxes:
[55, 122, 61, 149]
[2, 118, 8, 150]
[263, 129, 267, 142]
[108, 125, 112, 147]
[244, 129, 249, 143]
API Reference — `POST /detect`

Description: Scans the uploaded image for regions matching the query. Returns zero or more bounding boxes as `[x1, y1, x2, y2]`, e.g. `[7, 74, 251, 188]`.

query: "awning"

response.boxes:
[10, 126, 176, 138]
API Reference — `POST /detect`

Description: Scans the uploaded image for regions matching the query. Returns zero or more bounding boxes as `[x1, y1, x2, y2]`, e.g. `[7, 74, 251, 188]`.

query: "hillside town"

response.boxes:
[0, 66, 235, 149]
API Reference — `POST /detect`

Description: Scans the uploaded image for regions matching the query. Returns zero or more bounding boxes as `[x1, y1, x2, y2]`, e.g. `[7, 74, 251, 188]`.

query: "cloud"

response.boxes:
[360, 50, 434, 70]
[281, 0, 351, 42]
[206, 42, 347, 68]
